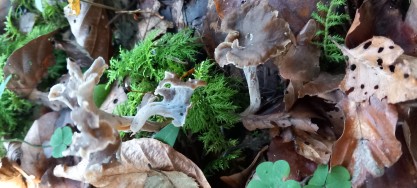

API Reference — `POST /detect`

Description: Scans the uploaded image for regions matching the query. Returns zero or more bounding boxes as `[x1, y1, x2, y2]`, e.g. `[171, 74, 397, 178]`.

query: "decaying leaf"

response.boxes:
[268, 0, 321, 35]
[145, 171, 198, 188]
[339, 36, 417, 104]
[136, 0, 174, 41]
[131, 72, 205, 133]
[20, 112, 59, 181]
[345, 0, 417, 56]
[298, 73, 344, 98]
[267, 137, 317, 181]
[293, 129, 333, 164]
[276, 19, 320, 82]
[67, 0, 81, 15]
[331, 96, 402, 187]
[54, 138, 210, 188]
[4, 30, 56, 97]
[283, 80, 303, 111]
[64, 0, 110, 61]
[53, 39, 94, 67]
[242, 102, 320, 133]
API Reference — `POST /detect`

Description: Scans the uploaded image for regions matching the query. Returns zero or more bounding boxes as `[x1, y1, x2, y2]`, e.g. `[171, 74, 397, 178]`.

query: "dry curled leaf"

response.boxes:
[136, 0, 173, 41]
[54, 138, 210, 188]
[331, 96, 402, 187]
[4, 30, 56, 97]
[293, 129, 333, 164]
[267, 137, 317, 181]
[242, 102, 320, 133]
[339, 36, 417, 104]
[276, 19, 320, 82]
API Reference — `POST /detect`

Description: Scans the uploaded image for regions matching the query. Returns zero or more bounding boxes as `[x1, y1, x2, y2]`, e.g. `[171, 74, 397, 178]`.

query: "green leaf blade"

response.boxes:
[153, 124, 180, 147]
[0, 75, 12, 98]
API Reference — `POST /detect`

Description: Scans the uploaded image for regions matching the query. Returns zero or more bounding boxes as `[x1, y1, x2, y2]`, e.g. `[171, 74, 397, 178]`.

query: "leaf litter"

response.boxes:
[2, 0, 417, 187]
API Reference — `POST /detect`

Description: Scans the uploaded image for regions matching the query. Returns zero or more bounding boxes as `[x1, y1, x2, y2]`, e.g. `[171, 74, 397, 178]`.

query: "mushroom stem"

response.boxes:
[241, 66, 261, 116]
[97, 110, 164, 132]
[29, 89, 66, 111]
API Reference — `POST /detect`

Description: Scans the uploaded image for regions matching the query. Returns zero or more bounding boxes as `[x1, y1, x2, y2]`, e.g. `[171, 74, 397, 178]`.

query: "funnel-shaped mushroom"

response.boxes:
[214, 0, 291, 115]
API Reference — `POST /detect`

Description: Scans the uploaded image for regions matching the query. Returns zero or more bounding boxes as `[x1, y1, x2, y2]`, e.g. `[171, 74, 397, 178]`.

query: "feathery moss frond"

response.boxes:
[312, 0, 349, 63]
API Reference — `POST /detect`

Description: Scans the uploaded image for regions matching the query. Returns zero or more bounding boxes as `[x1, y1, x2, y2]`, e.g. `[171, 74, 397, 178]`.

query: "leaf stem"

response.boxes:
[1, 139, 51, 148]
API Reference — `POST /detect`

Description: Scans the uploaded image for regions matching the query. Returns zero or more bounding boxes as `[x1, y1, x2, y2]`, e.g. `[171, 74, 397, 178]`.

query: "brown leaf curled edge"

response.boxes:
[54, 138, 210, 188]
[331, 96, 401, 187]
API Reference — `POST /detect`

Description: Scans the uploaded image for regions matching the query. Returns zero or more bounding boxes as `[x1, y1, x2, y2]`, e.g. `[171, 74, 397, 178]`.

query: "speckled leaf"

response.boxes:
[339, 36, 417, 104]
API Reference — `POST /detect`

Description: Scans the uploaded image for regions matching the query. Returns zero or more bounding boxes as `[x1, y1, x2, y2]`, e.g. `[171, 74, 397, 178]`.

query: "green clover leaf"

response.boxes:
[326, 166, 351, 188]
[50, 126, 73, 158]
[248, 160, 292, 188]
[308, 164, 329, 186]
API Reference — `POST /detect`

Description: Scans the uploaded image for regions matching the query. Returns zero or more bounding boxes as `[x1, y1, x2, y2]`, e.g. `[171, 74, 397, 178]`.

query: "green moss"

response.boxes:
[312, 0, 349, 63]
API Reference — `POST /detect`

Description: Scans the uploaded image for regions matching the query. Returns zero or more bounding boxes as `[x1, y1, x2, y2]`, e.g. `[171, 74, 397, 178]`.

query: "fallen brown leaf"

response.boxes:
[339, 36, 417, 104]
[345, 0, 417, 56]
[54, 138, 210, 188]
[4, 30, 57, 97]
[267, 137, 317, 181]
[64, 0, 111, 62]
[276, 19, 320, 82]
[331, 96, 402, 187]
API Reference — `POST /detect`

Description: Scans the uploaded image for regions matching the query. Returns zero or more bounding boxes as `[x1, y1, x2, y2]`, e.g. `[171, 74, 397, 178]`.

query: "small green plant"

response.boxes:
[248, 160, 301, 188]
[248, 160, 351, 188]
[312, 0, 349, 63]
[107, 29, 199, 116]
[50, 126, 73, 158]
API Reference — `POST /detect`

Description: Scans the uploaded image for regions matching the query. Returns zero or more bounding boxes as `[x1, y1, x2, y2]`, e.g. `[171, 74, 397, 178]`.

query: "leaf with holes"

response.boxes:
[339, 36, 417, 104]
[330, 96, 401, 187]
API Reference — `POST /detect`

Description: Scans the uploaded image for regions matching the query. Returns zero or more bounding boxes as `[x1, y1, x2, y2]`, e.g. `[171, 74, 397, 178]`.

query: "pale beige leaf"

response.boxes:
[54, 138, 210, 188]
[145, 171, 198, 188]
[339, 36, 417, 103]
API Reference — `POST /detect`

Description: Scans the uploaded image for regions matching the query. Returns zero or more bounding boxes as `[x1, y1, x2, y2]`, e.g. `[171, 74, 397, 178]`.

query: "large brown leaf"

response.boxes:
[54, 138, 210, 188]
[4, 30, 57, 97]
[65, 0, 110, 62]
[339, 36, 417, 104]
[331, 96, 402, 187]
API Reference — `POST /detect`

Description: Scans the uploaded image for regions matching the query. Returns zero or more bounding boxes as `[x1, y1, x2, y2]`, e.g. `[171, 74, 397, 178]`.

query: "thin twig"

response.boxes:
[116, 9, 164, 19]
[1, 139, 51, 148]
[80, 0, 121, 11]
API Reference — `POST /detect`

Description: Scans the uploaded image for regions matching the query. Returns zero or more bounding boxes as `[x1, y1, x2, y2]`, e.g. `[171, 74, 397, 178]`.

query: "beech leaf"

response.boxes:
[330, 96, 402, 187]
[339, 36, 417, 104]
